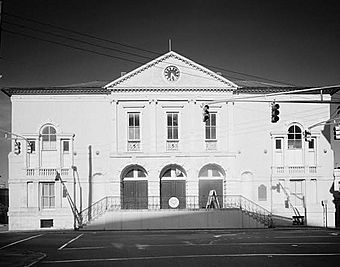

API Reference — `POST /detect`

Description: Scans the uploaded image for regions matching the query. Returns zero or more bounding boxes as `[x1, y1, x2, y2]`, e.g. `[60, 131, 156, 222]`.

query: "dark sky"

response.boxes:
[0, 0, 340, 184]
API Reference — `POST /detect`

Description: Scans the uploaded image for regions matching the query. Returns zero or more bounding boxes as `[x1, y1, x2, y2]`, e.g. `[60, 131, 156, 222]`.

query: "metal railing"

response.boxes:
[223, 195, 273, 226]
[79, 195, 272, 227]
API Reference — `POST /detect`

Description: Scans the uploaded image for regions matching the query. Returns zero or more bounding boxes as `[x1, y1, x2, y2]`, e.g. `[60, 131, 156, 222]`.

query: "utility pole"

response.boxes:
[0, 1, 3, 55]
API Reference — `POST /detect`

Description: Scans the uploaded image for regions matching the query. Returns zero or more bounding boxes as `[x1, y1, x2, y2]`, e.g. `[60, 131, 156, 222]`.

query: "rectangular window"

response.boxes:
[62, 140, 70, 153]
[27, 181, 34, 207]
[40, 219, 53, 228]
[167, 113, 178, 140]
[275, 138, 282, 150]
[308, 138, 315, 150]
[128, 113, 140, 140]
[27, 139, 36, 153]
[290, 180, 304, 206]
[41, 182, 55, 209]
[205, 113, 216, 140]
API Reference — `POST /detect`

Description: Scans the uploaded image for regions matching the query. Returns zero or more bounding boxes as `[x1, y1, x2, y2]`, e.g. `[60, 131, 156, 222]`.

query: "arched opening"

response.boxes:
[258, 184, 267, 201]
[288, 124, 302, 149]
[198, 164, 225, 208]
[41, 125, 57, 150]
[121, 165, 148, 209]
[160, 165, 186, 209]
[40, 124, 57, 167]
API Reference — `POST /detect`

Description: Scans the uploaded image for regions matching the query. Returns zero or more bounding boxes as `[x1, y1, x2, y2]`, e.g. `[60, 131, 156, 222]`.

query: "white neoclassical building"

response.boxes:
[2, 51, 339, 230]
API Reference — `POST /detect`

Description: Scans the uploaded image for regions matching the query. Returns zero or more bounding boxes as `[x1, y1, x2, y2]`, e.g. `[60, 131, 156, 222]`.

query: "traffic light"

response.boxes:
[14, 140, 21, 155]
[202, 105, 210, 122]
[304, 130, 312, 142]
[271, 102, 280, 123]
[334, 124, 340, 140]
[27, 141, 32, 154]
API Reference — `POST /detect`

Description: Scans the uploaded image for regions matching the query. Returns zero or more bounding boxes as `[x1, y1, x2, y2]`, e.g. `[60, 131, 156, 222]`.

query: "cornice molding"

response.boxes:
[1, 87, 109, 96]
[110, 87, 234, 93]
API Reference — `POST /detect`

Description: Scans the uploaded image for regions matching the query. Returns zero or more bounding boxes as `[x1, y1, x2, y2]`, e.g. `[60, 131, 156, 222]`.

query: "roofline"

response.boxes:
[1, 87, 109, 97]
[236, 86, 340, 95]
[2, 85, 339, 97]
[104, 51, 239, 89]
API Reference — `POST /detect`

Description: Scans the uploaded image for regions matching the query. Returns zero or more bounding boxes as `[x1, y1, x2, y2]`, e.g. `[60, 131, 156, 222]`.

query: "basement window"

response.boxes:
[40, 219, 53, 228]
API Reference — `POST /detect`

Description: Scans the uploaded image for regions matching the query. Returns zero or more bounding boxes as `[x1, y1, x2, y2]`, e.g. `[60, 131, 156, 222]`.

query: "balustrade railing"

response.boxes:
[273, 166, 317, 175]
[25, 168, 70, 177]
[79, 195, 272, 227]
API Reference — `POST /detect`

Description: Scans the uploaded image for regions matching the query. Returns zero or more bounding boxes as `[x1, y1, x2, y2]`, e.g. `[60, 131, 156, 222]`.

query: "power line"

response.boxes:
[196, 63, 298, 87]
[3, 28, 240, 83]
[3, 29, 147, 65]
[3, 21, 243, 81]
[3, 21, 154, 61]
[3, 12, 297, 85]
[3, 12, 161, 56]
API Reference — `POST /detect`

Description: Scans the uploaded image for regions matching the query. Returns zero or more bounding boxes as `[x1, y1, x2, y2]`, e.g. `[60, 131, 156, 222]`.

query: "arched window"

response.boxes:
[288, 125, 302, 149]
[41, 125, 57, 150]
[258, 184, 267, 201]
[122, 166, 148, 209]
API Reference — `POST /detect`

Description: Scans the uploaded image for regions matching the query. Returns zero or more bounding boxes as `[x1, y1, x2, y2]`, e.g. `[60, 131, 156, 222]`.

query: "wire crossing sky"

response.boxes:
[0, 0, 340, 185]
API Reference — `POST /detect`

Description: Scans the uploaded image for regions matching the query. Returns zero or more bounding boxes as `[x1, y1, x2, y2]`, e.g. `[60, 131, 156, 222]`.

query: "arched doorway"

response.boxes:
[121, 165, 148, 209]
[160, 165, 186, 209]
[198, 164, 225, 208]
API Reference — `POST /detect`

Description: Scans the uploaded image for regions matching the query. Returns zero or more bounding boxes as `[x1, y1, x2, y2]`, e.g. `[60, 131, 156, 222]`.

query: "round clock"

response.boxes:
[164, 65, 180, 82]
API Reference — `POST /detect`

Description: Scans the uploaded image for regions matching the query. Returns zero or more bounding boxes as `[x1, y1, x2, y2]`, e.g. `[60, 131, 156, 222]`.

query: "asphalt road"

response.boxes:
[1, 228, 340, 266]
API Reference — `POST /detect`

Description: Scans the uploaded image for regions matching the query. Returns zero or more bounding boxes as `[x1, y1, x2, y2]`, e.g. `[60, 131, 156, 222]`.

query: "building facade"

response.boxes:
[2, 51, 338, 230]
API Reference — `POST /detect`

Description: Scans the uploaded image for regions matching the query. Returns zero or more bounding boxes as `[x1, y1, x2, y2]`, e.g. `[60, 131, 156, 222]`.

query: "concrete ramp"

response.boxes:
[83, 209, 267, 230]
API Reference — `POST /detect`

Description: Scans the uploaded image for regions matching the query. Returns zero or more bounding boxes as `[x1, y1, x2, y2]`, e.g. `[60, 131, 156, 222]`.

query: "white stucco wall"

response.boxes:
[6, 52, 337, 230]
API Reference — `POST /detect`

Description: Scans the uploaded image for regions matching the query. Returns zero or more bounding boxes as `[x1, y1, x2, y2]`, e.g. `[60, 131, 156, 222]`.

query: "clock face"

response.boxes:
[164, 65, 180, 82]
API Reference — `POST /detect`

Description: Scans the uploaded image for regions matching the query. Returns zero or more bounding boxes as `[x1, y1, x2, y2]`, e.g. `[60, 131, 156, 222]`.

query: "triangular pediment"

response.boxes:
[105, 51, 238, 91]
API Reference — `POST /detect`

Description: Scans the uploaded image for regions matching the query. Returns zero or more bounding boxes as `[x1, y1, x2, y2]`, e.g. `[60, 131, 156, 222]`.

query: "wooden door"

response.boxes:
[161, 180, 186, 209]
[122, 180, 148, 209]
[199, 179, 223, 208]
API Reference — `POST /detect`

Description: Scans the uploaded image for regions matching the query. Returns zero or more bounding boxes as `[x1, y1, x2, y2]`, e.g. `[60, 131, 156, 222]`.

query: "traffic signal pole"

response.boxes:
[0, 128, 33, 154]
[207, 84, 340, 105]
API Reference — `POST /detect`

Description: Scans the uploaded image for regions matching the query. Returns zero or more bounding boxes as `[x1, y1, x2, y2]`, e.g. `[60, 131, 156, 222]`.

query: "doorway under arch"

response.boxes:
[198, 164, 225, 208]
[160, 165, 186, 209]
[121, 165, 148, 209]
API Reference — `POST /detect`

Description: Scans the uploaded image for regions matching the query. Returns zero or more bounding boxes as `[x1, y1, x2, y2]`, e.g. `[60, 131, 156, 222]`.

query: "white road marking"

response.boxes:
[0, 234, 43, 250]
[57, 234, 84, 251]
[214, 233, 238, 238]
[25, 252, 47, 267]
[275, 235, 338, 239]
[41, 253, 340, 264]
[63, 246, 105, 250]
[136, 244, 149, 250]
[112, 243, 124, 249]
[125, 242, 340, 248]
